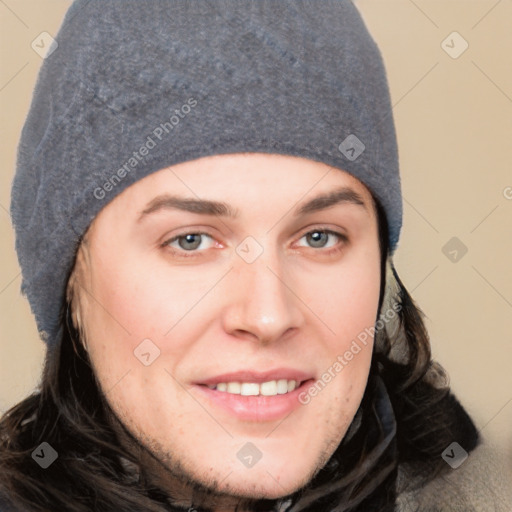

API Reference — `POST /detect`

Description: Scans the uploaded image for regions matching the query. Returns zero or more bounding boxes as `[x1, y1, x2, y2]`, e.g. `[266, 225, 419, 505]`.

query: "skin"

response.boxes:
[71, 152, 382, 511]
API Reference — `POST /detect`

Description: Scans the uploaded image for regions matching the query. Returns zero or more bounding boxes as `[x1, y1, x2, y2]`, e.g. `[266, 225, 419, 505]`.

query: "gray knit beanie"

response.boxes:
[11, 0, 402, 349]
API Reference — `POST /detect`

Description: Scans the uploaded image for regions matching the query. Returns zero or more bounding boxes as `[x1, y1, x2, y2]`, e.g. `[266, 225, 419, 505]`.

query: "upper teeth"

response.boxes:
[208, 379, 298, 396]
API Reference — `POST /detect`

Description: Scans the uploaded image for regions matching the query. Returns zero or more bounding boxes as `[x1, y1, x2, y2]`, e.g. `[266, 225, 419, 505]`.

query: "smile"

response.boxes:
[194, 379, 314, 422]
[207, 379, 300, 396]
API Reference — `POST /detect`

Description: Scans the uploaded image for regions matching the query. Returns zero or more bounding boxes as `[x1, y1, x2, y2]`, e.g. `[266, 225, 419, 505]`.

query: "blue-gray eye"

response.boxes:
[164, 232, 214, 252]
[299, 230, 345, 250]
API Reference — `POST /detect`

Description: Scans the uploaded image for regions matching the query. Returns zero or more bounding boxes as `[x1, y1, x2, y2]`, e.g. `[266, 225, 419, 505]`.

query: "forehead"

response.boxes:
[86, 153, 377, 238]
[101, 153, 376, 218]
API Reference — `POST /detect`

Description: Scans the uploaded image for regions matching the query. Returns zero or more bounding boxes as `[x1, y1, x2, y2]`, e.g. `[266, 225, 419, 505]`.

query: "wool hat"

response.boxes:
[11, 0, 402, 348]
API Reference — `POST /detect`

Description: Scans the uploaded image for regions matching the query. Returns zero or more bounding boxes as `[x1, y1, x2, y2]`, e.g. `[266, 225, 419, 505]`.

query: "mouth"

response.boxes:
[192, 369, 315, 421]
[195, 368, 313, 393]
[202, 379, 304, 396]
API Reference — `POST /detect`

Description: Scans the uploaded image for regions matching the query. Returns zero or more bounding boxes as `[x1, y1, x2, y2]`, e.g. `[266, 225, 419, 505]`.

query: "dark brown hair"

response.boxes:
[0, 198, 479, 512]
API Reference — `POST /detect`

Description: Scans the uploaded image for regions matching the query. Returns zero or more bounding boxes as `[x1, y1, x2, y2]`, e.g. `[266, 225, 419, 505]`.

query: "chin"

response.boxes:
[216, 460, 317, 500]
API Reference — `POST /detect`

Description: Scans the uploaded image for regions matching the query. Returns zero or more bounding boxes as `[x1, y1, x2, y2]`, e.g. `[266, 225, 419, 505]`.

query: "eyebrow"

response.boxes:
[138, 186, 367, 221]
[295, 187, 367, 216]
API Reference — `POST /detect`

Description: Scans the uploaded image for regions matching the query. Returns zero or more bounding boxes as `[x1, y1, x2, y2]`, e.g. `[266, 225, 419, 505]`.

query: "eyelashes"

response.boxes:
[162, 231, 216, 255]
[162, 227, 349, 259]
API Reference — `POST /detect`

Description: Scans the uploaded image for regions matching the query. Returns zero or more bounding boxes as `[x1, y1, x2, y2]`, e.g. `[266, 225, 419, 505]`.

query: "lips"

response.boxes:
[192, 377, 315, 422]
[192, 368, 316, 421]
[195, 368, 314, 386]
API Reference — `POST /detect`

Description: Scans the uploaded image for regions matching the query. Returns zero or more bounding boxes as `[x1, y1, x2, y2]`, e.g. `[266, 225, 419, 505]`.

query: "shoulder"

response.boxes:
[396, 439, 512, 512]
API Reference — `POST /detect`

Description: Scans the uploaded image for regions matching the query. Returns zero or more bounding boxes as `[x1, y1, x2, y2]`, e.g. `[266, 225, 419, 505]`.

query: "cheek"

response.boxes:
[302, 244, 380, 414]
[81, 250, 226, 394]
[79, 254, 173, 384]
[320, 248, 381, 351]
[84, 249, 187, 343]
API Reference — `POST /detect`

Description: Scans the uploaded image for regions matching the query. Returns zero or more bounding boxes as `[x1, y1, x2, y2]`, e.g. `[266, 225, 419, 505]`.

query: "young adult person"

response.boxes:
[1, 1, 511, 511]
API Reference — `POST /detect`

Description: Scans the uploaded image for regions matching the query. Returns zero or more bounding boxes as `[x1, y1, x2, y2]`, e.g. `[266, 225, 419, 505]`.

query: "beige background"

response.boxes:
[1, 0, 511, 463]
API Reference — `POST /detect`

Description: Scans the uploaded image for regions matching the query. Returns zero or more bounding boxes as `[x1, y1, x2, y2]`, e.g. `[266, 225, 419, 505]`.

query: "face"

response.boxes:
[73, 153, 381, 509]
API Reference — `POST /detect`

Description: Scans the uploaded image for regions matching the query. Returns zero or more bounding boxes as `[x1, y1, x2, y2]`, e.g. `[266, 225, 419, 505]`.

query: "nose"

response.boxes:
[221, 249, 305, 345]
